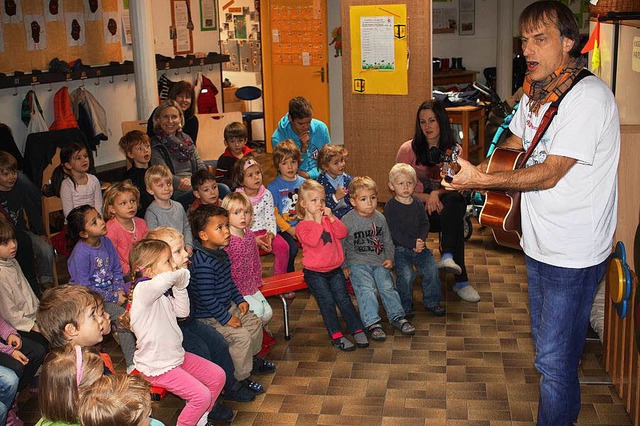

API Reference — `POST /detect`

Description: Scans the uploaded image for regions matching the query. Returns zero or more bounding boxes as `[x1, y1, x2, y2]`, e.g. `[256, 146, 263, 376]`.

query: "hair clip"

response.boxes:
[243, 159, 258, 171]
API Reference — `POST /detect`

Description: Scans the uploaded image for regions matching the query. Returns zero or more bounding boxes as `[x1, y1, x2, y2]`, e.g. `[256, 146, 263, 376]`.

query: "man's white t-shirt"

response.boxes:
[509, 75, 620, 268]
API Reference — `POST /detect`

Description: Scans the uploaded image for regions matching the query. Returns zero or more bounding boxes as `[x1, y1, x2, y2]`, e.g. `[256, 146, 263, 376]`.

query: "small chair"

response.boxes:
[234, 86, 264, 144]
[42, 147, 63, 285]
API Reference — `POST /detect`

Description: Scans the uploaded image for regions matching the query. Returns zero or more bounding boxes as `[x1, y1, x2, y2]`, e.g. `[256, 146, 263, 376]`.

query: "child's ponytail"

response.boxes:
[52, 142, 86, 196]
[65, 204, 93, 252]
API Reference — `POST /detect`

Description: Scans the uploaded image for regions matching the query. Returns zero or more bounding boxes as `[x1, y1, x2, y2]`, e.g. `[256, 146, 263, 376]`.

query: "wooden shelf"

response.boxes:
[0, 52, 230, 90]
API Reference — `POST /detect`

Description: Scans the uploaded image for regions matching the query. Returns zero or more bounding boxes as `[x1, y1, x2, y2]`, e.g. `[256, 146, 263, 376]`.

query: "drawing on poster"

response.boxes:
[86, 0, 102, 21]
[2, 0, 23, 24]
[45, 0, 63, 22]
[24, 15, 46, 51]
[103, 12, 120, 44]
[66, 13, 86, 46]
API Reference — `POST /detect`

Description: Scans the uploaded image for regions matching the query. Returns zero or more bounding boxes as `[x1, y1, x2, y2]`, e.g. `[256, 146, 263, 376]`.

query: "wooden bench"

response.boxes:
[261, 271, 308, 340]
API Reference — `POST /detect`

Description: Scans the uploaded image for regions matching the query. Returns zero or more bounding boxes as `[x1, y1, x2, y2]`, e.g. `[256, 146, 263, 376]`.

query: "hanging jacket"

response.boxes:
[49, 86, 79, 131]
[196, 75, 219, 114]
[69, 87, 109, 150]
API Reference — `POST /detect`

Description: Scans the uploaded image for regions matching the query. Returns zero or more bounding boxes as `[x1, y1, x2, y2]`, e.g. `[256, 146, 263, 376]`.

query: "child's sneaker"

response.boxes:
[224, 382, 256, 402]
[251, 357, 276, 375]
[242, 379, 265, 394]
[425, 304, 446, 317]
[352, 331, 369, 348]
[332, 336, 356, 351]
[207, 400, 234, 422]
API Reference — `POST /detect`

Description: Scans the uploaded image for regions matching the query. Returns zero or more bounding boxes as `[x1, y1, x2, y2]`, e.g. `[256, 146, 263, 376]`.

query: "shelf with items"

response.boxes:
[0, 52, 230, 91]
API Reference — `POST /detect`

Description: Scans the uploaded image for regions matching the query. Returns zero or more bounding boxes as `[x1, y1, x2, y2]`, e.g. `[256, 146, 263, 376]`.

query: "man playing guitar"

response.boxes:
[448, 1, 620, 424]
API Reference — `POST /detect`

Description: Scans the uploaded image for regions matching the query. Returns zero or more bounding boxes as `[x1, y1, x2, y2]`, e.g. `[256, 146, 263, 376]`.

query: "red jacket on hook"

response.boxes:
[49, 86, 79, 131]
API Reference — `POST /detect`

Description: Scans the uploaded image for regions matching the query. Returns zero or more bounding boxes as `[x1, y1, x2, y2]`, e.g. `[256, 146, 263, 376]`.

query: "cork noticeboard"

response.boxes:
[0, 0, 122, 74]
[342, 0, 432, 202]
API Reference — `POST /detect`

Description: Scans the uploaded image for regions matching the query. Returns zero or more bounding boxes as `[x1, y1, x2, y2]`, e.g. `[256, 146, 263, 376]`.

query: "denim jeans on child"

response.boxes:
[348, 264, 405, 328]
[26, 229, 54, 284]
[525, 255, 606, 426]
[303, 267, 363, 337]
[394, 246, 442, 312]
[0, 366, 18, 424]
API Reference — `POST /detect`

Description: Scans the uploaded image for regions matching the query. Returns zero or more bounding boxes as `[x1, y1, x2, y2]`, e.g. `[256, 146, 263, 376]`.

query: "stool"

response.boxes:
[445, 105, 485, 159]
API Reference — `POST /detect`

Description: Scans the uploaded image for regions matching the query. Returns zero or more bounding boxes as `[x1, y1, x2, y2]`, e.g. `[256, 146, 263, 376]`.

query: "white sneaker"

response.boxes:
[438, 257, 462, 275]
[454, 285, 481, 303]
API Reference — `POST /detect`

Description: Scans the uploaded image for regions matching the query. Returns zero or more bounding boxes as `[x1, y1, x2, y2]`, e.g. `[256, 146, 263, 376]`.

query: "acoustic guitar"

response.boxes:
[478, 148, 525, 250]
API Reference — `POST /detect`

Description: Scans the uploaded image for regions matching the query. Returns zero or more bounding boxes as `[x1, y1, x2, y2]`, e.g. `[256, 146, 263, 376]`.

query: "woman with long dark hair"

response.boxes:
[396, 100, 480, 303]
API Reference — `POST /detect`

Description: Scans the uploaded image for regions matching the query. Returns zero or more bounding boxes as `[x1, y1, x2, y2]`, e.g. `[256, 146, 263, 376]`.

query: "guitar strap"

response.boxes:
[516, 69, 593, 169]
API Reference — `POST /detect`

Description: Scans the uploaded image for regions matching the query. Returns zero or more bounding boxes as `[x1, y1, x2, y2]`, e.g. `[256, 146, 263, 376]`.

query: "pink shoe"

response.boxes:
[6, 402, 24, 426]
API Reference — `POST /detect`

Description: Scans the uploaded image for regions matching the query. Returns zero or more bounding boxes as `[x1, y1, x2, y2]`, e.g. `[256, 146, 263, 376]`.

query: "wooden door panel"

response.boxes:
[262, 0, 329, 148]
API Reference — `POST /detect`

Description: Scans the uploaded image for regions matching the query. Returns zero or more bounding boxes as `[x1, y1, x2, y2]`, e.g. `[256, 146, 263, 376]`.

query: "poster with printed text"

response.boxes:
[85, 0, 102, 21]
[65, 12, 85, 46]
[2, 0, 23, 24]
[24, 14, 46, 50]
[360, 16, 394, 70]
[44, 0, 64, 22]
[103, 11, 119, 44]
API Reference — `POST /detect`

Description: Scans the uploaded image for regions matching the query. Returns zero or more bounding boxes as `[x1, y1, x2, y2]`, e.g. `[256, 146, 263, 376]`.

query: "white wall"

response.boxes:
[0, 1, 222, 168]
[432, 0, 497, 85]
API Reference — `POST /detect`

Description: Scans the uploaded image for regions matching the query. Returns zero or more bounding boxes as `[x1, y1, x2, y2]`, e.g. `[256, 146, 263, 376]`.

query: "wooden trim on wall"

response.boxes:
[341, 0, 432, 202]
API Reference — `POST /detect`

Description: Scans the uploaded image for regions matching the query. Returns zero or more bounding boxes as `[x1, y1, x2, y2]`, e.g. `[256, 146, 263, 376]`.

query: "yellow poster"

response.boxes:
[349, 4, 407, 95]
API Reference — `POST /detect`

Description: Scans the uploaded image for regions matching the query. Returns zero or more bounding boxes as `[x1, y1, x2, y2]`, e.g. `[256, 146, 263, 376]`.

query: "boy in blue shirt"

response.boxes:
[267, 140, 306, 272]
[188, 205, 275, 391]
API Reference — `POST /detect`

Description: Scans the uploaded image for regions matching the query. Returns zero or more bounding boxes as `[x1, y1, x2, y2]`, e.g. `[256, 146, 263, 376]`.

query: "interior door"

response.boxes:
[261, 0, 329, 151]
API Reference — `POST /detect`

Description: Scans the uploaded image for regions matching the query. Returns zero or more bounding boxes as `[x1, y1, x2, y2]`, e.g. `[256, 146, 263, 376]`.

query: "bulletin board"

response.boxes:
[0, 0, 122, 74]
[349, 4, 407, 95]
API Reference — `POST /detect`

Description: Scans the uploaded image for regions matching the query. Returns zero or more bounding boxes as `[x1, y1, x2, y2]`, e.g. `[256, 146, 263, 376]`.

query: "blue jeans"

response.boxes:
[394, 246, 442, 312]
[180, 316, 237, 391]
[526, 255, 606, 426]
[279, 231, 298, 272]
[349, 264, 405, 327]
[0, 366, 18, 425]
[303, 268, 364, 337]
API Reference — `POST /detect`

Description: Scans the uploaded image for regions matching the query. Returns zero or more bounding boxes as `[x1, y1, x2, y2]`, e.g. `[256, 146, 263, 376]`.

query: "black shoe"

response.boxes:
[242, 378, 265, 394]
[251, 357, 276, 375]
[208, 400, 233, 422]
[224, 383, 256, 402]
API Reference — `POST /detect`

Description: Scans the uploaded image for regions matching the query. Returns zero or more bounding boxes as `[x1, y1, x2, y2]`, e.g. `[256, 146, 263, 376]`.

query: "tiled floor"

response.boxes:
[16, 153, 632, 425]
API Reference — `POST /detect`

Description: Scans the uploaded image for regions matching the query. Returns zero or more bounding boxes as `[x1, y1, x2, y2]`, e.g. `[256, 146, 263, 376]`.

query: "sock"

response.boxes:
[331, 331, 343, 339]
[441, 252, 453, 262]
[453, 281, 469, 290]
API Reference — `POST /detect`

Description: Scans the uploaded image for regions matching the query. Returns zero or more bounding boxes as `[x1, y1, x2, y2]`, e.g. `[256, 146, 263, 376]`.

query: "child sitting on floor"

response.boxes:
[215, 122, 253, 192]
[187, 168, 220, 217]
[144, 165, 193, 254]
[384, 164, 445, 318]
[119, 130, 154, 217]
[103, 180, 148, 276]
[267, 140, 306, 273]
[342, 176, 415, 341]
[315, 145, 353, 219]
[128, 239, 226, 426]
[188, 205, 276, 391]
[66, 205, 136, 373]
[295, 179, 368, 351]
[35, 345, 105, 426]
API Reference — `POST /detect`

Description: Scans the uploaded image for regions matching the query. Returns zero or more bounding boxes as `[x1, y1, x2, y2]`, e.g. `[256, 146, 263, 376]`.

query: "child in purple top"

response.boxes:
[222, 193, 272, 326]
[66, 204, 136, 371]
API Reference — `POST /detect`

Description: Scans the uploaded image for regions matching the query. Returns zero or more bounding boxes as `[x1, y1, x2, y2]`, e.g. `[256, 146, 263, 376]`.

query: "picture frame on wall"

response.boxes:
[200, 0, 217, 31]
[459, 0, 475, 36]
